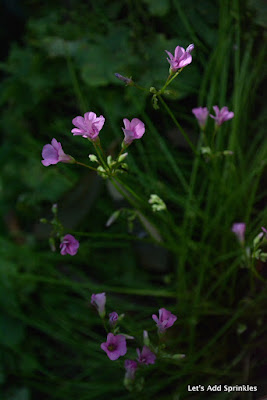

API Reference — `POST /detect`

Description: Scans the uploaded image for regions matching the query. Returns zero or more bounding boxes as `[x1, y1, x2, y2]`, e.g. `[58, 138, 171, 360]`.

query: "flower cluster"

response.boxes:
[192, 106, 234, 129]
[41, 114, 146, 168]
[91, 293, 179, 390]
[41, 113, 146, 255]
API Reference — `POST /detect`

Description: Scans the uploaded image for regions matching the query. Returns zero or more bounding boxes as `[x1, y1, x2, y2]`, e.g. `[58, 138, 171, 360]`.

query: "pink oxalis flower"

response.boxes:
[210, 106, 234, 126]
[122, 118, 145, 145]
[101, 333, 127, 361]
[71, 111, 105, 140]
[165, 44, 194, 72]
[41, 139, 73, 166]
[124, 360, 138, 380]
[91, 292, 106, 317]
[232, 223, 246, 243]
[152, 308, 177, 334]
[60, 234, 79, 256]
[109, 311, 119, 327]
[136, 346, 156, 365]
[192, 107, 209, 129]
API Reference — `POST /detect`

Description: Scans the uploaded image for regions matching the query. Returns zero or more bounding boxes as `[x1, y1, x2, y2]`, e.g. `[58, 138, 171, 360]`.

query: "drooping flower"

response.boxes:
[109, 311, 119, 327]
[101, 333, 127, 361]
[152, 308, 177, 334]
[41, 139, 73, 166]
[60, 234, 79, 256]
[210, 106, 234, 126]
[136, 346, 156, 365]
[192, 107, 209, 129]
[124, 360, 138, 380]
[231, 223, 246, 243]
[122, 118, 145, 145]
[165, 44, 193, 72]
[91, 293, 106, 317]
[71, 112, 105, 140]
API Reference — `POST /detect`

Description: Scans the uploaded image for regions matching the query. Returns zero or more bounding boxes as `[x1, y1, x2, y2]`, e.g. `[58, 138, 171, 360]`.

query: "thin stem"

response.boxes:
[75, 161, 98, 171]
[93, 141, 108, 170]
[133, 83, 150, 92]
[160, 68, 184, 94]
[158, 95, 197, 154]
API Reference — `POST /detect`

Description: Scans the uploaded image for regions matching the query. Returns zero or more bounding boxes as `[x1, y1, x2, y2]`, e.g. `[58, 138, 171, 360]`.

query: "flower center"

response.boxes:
[108, 344, 115, 351]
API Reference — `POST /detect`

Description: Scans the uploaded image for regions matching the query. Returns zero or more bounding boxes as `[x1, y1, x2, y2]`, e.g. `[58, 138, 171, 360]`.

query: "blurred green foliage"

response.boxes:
[0, 0, 266, 399]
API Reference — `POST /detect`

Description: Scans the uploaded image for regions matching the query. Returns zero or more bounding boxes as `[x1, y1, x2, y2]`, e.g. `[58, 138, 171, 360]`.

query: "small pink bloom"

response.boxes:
[152, 308, 177, 334]
[136, 346, 156, 365]
[91, 293, 106, 317]
[60, 234, 79, 256]
[165, 44, 193, 72]
[192, 107, 209, 129]
[101, 333, 127, 361]
[210, 106, 234, 126]
[261, 227, 267, 238]
[122, 118, 145, 145]
[71, 111, 105, 140]
[124, 360, 138, 380]
[109, 311, 118, 327]
[41, 139, 73, 166]
[232, 223, 246, 243]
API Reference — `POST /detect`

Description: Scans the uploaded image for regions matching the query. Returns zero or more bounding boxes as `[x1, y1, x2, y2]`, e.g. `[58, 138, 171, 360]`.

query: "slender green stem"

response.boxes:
[133, 83, 150, 92]
[160, 68, 184, 94]
[93, 141, 108, 170]
[75, 161, 98, 171]
[158, 95, 197, 154]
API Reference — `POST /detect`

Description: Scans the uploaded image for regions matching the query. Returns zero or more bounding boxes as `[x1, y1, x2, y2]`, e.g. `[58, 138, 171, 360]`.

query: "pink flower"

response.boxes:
[60, 234, 79, 256]
[41, 139, 73, 166]
[165, 44, 193, 72]
[71, 112, 105, 140]
[101, 333, 127, 361]
[192, 107, 209, 129]
[91, 293, 106, 317]
[210, 106, 234, 126]
[232, 223, 246, 243]
[136, 346, 156, 365]
[109, 311, 118, 327]
[122, 118, 145, 145]
[261, 227, 267, 238]
[152, 308, 177, 334]
[124, 360, 138, 380]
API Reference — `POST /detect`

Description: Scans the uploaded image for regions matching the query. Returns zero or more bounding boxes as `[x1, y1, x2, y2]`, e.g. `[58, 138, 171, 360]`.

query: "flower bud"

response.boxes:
[118, 153, 128, 163]
[114, 73, 133, 86]
[88, 154, 98, 163]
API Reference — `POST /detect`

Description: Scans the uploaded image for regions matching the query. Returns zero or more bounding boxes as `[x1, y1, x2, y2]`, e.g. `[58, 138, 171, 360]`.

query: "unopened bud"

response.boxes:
[52, 203, 58, 214]
[143, 330, 150, 346]
[88, 154, 98, 163]
[186, 44, 194, 53]
[114, 73, 133, 86]
[118, 153, 128, 163]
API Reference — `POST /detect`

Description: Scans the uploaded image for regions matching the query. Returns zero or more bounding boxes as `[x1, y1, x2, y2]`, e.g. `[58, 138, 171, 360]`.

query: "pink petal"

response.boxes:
[84, 111, 96, 121]
[72, 116, 86, 130]
[174, 46, 185, 60]
[123, 118, 131, 130]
